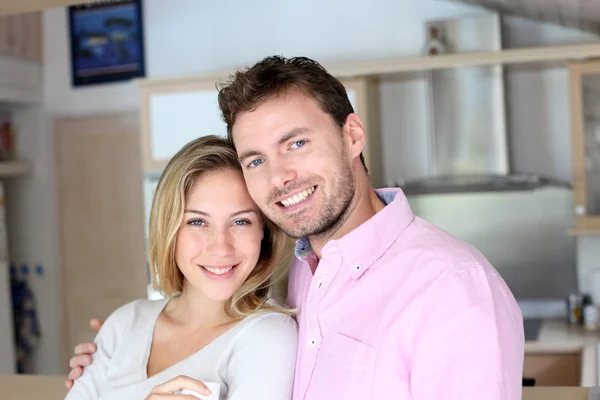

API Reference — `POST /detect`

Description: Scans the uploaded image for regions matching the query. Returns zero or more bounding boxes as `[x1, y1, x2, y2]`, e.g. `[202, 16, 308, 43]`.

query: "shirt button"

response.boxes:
[318, 281, 323, 288]
[310, 339, 316, 346]
[355, 264, 362, 271]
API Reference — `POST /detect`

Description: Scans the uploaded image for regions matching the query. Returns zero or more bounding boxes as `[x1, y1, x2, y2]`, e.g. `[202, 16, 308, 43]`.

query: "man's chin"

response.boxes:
[280, 225, 309, 239]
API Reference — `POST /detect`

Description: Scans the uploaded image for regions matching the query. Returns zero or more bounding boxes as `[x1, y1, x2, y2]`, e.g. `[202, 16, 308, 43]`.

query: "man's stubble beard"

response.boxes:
[268, 157, 356, 240]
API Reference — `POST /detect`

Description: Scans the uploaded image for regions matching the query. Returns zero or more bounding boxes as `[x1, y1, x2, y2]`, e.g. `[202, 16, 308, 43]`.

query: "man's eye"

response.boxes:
[248, 159, 263, 168]
[290, 140, 306, 149]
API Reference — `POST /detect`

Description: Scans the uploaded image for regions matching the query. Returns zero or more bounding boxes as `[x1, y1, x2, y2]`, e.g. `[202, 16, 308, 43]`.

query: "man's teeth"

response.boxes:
[202, 266, 234, 275]
[281, 187, 315, 207]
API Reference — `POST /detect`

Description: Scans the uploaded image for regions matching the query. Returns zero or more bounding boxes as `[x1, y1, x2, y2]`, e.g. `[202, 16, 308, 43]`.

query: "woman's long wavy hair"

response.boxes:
[148, 135, 292, 319]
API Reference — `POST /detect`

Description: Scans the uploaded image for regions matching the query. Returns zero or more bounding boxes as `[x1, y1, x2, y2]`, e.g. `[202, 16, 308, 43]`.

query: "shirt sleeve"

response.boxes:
[64, 300, 136, 400]
[225, 311, 299, 400]
[410, 265, 525, 400]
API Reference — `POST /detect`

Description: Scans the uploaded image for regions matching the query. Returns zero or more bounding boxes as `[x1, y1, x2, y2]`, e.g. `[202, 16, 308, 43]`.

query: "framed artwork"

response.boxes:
[68, 0, 146, 87]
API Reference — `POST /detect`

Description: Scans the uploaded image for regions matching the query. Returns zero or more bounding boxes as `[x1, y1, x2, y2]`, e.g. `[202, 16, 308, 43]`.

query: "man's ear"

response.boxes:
[343, 113, 366, 159]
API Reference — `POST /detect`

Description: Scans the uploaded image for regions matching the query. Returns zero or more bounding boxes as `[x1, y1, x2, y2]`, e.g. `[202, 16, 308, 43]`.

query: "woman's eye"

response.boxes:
[248, 159, 264, 168]
[233, 219, 251, 226]
[188, 219, 205, 226]
[290, 140, 306, 149]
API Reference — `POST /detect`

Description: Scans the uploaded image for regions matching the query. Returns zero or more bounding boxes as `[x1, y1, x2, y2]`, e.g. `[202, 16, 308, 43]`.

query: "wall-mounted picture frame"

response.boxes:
[68, 0, 146, 87]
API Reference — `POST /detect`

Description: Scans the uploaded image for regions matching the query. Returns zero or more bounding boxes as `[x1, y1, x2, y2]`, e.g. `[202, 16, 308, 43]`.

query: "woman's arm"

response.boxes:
[226, 312, 299, 400]
[64, 301, 136, 400]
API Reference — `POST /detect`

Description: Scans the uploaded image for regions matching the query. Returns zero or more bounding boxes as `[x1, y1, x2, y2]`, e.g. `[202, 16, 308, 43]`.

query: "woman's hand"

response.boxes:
[145, 375, 213, 399]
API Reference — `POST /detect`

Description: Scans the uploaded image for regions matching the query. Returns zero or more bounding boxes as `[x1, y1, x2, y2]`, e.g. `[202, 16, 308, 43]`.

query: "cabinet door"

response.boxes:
[341, 77, 383, 188]
[0, 12, 41, 62]
[569, 61, 600, 233]
[139, 80, 228, 172]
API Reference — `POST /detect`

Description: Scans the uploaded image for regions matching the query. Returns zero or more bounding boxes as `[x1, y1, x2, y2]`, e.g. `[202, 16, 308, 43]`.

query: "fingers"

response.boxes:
[90, 319, 104, 332]
[69, 354, 92, 369]
[74, 342, 96, 356]
[65, 379, 73, 390]
[149, 375, 211, 396]
[68, 366, 83, 381]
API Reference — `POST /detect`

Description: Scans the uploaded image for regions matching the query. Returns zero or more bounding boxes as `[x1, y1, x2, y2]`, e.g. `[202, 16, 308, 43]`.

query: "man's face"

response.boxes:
[232, 91, 359, 239]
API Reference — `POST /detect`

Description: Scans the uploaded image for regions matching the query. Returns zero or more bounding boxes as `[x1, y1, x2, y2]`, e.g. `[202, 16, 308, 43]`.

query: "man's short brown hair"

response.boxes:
[217, 55, 367, 171]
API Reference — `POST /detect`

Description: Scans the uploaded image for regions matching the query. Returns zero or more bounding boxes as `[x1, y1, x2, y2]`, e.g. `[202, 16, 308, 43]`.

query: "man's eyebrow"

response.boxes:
[277, 127, 313, 146]
[238, 127, 314, 163]
[238, 149, 261, 163]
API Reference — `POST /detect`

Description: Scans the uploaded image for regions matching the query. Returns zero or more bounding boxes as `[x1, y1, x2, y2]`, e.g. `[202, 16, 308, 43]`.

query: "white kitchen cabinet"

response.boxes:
[137, 78, 228, 172]
[0, 54, 41, 105]
[0, 11, 42, 105]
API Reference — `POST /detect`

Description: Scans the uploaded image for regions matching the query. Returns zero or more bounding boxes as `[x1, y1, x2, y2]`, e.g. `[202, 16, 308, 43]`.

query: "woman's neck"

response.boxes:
[166, 282, 233, 330]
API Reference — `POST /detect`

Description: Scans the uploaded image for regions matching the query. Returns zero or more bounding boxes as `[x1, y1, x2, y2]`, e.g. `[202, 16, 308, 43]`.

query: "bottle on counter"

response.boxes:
[568, 292, 585, 325]
[584, 304, 599, 331]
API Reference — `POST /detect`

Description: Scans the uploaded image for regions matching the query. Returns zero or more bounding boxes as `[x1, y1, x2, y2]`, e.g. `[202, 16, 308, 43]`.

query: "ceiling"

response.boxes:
[449, 0, 600, 33]
[0, 0, 92, 16]
[1, 0, 598, 34]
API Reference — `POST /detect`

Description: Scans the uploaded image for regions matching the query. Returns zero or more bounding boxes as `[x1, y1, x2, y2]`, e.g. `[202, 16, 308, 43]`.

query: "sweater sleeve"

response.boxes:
[225, 312, 298, 400]
[64, 300, 137, 400]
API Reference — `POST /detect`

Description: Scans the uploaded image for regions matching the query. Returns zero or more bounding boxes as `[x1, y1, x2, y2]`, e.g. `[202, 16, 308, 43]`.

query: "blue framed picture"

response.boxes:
[68, 0, 146, 87]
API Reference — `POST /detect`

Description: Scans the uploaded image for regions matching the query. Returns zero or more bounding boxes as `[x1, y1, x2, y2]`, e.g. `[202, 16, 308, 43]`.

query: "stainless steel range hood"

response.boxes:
[397, 14, 571, 195]
[397, 174, 570, 195]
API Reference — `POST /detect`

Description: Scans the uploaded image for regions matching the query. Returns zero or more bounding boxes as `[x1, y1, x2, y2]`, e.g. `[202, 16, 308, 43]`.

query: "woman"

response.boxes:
[65, 136, 298, 400]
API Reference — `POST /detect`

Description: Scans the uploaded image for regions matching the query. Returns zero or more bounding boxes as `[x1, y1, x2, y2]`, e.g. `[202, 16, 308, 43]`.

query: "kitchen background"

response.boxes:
[0, 0, 598, 380]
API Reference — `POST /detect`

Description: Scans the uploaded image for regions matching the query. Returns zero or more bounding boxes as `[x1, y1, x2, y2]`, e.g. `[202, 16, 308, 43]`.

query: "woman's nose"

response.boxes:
[206, 229, 234, 258]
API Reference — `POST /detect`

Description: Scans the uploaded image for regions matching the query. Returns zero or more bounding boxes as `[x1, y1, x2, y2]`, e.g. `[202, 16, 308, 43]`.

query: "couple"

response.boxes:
[65, 55, 525, 400]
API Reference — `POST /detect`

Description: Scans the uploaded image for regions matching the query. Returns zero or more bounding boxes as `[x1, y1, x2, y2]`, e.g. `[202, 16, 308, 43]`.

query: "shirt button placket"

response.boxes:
[304, 246, 342, 398]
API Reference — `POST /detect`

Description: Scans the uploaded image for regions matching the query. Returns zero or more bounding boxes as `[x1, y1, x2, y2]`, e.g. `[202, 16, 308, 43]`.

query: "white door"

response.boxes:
[55, 113, 148, 362]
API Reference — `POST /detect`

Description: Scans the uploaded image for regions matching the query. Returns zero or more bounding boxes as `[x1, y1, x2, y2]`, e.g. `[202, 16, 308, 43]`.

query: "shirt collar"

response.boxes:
[293, 188, 415, 279]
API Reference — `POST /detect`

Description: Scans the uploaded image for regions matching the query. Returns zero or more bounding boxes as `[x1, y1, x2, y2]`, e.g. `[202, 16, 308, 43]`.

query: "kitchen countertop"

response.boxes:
[525, 319, 600, 387]
[523, 387, 591, 400]
[0, 373, 594, 400]
[0, 374, 67, 400]
[2, 319, 598, 400]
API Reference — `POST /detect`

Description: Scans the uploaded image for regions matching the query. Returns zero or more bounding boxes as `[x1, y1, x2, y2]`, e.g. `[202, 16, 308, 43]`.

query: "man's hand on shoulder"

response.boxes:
[64, 319, 104, 389]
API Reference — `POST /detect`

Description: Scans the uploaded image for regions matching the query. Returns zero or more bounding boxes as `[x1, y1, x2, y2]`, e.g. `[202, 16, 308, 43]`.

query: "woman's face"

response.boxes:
[175, 168, 265, 302]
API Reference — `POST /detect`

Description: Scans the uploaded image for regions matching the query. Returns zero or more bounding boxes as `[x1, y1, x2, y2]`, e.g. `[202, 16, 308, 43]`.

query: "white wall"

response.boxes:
[30, 0, 599, 374]
[44, 0, 480, 115]
[5, 106, 63, 375]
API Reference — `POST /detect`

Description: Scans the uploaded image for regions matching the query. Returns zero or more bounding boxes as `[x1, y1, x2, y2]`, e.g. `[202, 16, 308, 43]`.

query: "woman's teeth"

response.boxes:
[202, 266, 234, 275]
[281, 186, 316, 207]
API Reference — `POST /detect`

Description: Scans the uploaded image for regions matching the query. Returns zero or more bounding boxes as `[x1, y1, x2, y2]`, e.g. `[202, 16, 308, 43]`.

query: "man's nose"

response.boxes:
[269, 159, 297, 189]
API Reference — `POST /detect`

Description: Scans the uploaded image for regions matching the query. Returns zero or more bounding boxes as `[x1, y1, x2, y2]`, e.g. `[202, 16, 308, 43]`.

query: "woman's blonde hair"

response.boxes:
[148, 135, 291, 319]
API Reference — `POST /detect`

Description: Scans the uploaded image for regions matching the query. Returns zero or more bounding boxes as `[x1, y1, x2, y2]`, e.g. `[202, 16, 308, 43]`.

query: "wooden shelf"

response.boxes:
[0, 160, 32, 177]
[325, 43, 600, 77]
[569, 227, 600, 236]
[135, 42, 600, 89]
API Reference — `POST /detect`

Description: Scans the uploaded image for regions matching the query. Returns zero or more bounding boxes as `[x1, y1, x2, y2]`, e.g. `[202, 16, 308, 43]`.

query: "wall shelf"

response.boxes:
[0, 160, 32, 177]
[135, 42, 600, 89]
[569, 227, 600, 236]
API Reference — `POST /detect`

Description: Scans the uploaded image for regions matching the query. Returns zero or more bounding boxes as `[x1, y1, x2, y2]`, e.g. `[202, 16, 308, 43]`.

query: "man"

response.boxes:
[66, 55, 524, 399]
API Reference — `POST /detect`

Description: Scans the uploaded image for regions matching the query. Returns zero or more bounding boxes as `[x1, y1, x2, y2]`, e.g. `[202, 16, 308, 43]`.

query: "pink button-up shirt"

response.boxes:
[287, 188, 524, 400]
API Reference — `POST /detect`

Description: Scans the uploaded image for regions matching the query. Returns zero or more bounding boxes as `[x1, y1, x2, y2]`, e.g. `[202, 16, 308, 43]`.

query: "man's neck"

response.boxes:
[308, 178, 385, 259]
